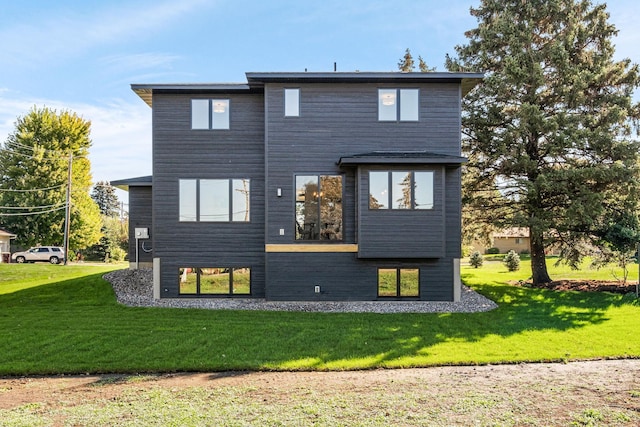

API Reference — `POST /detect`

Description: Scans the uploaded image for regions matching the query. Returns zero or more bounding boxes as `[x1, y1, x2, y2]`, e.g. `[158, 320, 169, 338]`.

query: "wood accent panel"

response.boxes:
[265, 244, 358, 253]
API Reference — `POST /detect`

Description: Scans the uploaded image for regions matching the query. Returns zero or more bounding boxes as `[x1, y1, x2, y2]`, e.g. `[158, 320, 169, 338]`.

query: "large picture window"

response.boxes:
[191, 99, 230, 130]
[378, 268, 419, 298]
[179, 267, 251, 295]
[378, 89, 419, 121]
[369, 171, 433, 210]
[179, 178, 250, 222]
[295, 175, 343, 240]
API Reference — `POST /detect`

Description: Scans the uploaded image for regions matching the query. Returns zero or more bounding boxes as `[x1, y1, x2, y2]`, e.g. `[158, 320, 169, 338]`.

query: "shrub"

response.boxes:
[486, 247, 500, 254]
[503, 250, 521, 272]
[469, 251, 483, 268]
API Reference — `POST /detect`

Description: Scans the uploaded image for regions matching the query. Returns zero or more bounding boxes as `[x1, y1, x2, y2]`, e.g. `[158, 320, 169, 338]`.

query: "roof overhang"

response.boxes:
[338, 151, 467, 167]
[132, 72, 484, 106]
[246, 72, 484, 96]
[131, 83, 255, 107]
[0, 228, 16, 239]
[110, 176, 153, 191]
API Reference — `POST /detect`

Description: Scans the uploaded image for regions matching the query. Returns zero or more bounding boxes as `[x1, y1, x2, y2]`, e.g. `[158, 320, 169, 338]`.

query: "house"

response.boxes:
[491, 227, 530, 254]
[0, 228, 16, 263]
[112, 71, 483, 302]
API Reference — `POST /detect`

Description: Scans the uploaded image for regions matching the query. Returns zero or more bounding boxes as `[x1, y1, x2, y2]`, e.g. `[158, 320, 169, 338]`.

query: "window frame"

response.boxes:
[368, 170, 434, 210]
[294, 174, 344, 242]
[179, 178, 250, 222]
[284, 88, 300, 117]
[377, 267, 420, 298]
[191, 99, 231, 130]
[179, 267, 251, 296]
[377, 88, 419, 122]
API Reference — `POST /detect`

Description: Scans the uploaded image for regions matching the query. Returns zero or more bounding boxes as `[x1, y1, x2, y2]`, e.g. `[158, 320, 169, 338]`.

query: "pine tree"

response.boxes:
[0, 107, 102, 251]
[398, 49, 437, 72]
[447, 0, 640, 284]
[91, 181, 120, 217]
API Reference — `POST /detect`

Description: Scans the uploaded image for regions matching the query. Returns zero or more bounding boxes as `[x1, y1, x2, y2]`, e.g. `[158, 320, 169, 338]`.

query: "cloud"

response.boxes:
[0, 0, 212, 67]
[0, 93, 152, 186]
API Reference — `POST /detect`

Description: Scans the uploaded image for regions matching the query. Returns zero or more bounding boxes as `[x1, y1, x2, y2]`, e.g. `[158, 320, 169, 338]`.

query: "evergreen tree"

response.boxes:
[398, 48, 436, 72]
[447, 0, 640, 284]
[0, 107, 102, 251]
[91, 181, 120, 217]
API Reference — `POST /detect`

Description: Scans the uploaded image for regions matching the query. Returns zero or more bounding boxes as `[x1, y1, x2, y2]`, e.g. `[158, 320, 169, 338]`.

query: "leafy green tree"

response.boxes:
[591, 210, 640, 284]
[91, 181, 120, 217]
[0, 107, 102, 251]
[446, 0, 640, 284]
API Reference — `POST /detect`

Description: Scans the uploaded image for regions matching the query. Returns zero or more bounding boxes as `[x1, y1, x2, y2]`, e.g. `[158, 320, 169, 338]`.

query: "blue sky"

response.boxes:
[1, 0, 639, 201]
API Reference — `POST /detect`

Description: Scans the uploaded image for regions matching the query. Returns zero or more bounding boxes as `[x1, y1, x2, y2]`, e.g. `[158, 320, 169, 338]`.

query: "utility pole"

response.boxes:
[63, 152, 72, 265]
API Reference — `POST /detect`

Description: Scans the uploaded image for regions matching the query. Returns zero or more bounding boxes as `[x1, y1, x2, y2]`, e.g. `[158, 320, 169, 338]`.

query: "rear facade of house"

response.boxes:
[113, 71, 482, 302]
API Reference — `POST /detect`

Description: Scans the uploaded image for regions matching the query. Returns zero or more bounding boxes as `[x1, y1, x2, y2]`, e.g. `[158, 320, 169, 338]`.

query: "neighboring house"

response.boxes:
[492, 228, 530, 254]
[112, 71, 483, 302]
[0, 228, 16, 263]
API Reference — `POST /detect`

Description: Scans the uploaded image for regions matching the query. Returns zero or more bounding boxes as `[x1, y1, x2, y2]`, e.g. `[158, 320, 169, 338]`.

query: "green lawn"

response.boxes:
[0, 260, 638, 375]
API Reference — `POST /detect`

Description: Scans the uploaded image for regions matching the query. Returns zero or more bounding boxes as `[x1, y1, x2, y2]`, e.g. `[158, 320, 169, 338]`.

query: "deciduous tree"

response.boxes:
[447, 0, 640, 284]
[0, 107, 102, 251]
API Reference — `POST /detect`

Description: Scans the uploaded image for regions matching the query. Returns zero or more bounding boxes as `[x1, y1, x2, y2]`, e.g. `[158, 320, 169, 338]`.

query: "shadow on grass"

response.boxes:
[0, 271, 637, 375]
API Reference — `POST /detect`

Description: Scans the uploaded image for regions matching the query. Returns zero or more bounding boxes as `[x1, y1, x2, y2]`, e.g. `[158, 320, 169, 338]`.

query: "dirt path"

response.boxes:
[1, 359, 639, 426]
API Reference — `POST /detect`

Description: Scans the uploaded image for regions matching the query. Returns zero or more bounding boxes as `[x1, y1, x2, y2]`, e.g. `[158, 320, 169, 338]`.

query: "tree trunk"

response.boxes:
[529, 226, 552, 284]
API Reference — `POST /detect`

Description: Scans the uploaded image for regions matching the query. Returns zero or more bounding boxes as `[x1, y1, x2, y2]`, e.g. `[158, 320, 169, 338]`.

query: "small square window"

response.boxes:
[378, 89, 419, 122]
[284, 88, 300, 117]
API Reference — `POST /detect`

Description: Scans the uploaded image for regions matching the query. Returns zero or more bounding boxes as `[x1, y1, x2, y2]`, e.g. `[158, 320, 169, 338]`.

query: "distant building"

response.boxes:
[0, 228, 16, 263]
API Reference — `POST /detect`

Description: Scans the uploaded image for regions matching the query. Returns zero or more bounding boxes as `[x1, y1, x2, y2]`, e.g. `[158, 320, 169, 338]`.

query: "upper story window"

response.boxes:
[180, 178, 250, 222]
[191, 99, 230, 130]
[284, 88, 300, 117]
[369, 171, 433, 210]
[378, 89, 419, 121]
[295, 175, 343, 241]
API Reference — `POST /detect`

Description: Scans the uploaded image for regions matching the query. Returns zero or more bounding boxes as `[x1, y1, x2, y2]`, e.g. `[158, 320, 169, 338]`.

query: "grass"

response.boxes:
[0, 259, 639, 375]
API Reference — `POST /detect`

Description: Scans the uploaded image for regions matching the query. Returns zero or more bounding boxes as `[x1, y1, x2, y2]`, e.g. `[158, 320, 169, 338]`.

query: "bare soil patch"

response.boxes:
[1, 360, 639, 426]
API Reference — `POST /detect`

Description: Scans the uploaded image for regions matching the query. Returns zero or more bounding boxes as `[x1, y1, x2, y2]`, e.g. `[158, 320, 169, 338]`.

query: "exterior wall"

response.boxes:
[266, 254, 454, 301]
[151, 92, 266, 298]
[127, 186, 153, 267]
[263, 82, 462, 301]
[493, 237, 530, 254]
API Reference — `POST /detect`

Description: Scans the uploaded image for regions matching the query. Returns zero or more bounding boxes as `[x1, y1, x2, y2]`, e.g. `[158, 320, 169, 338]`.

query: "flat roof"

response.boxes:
[338, 151, 467, 166]
[110, 175, 152, 191]
[132, 71, 484, 106]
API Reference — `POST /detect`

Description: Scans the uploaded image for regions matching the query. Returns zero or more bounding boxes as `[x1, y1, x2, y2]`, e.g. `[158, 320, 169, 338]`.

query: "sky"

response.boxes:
[1, 0, 639, 204]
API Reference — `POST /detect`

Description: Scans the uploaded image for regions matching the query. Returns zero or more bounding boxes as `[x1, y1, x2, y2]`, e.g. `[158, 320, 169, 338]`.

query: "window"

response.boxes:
[179, 267, 251, 295]
[284, 88, 300, 117]
[378, 89, 419, 121]
[191, 99, 230, 130]
[369, 171, 433, 210]
[378, 268, 419, 297]
[179, 178, 250, 222]
[295, 175, 343, 240]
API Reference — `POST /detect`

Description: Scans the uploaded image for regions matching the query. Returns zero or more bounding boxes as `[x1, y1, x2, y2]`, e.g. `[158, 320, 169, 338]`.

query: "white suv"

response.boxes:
[11, 246, 65, 264]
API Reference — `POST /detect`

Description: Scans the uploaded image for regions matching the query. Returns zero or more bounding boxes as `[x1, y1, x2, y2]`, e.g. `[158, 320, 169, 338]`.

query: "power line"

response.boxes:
[0, 202, 66, 210]
[0, 205, 67, 216]
[0, 183, 66, 192]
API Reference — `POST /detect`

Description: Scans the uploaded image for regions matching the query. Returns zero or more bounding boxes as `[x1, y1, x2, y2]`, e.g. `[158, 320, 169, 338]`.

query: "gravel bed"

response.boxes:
[104, 269, 498, 313]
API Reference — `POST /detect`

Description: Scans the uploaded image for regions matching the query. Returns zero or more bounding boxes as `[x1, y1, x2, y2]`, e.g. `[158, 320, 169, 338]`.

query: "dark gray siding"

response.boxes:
[266, 254, 454, 301]
[127, 186, 153, 264]
[151, 92, 265, 298]
[357, 166, 445, 258]
[263, 82, 462, 301]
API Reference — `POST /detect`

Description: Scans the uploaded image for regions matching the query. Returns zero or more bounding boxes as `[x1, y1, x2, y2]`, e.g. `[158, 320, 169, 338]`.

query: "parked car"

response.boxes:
[11, 246, 65, 264]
